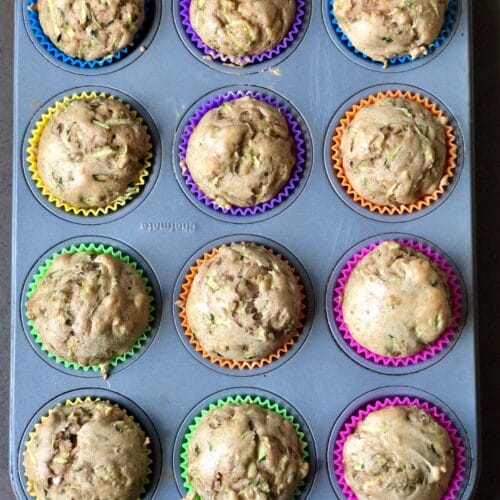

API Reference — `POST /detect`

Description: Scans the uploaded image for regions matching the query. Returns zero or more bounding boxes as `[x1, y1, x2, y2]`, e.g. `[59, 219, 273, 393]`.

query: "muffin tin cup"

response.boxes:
[18, 389, 162, 500]
[174, 389, 316, 499]
[177, 88, 308, 219]
[176, 243, 306, 371]
[330, 89, 458, 217]
[178, 0, 306, 68]
[24, 241, 158, 378]
[325, 0, 459, 71]
[173, 234, 314, 377]
[330, 392, 467, 500]
[26, 90, 154, 218]
[25, 0, 161, 73]
[327, 235, 464, 373]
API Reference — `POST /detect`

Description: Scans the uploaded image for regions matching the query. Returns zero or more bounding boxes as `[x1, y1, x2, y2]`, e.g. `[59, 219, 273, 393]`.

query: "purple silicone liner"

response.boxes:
[178, 90, 306, 216]
[179, 0, 306, 66]
[333, 239, 463, 367]
[332, 396, 467, 500]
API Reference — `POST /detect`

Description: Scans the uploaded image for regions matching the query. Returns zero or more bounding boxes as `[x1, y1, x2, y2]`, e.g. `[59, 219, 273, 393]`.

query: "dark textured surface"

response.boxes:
[472, 1, 500, 498]
[0, 1, 498, 498]
[0, 0, 14, 497]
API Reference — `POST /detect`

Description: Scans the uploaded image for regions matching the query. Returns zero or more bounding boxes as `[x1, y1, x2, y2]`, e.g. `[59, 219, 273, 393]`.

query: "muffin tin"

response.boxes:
[10, 0, 478, 498]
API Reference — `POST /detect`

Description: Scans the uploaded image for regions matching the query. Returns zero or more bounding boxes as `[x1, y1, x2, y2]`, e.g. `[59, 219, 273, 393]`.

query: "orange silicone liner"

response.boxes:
[331, 90, 458, 215]
[177, 244, 306, 370]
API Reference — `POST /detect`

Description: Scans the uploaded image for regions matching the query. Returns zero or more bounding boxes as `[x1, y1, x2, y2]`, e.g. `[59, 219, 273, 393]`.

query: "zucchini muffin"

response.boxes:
[27, 251, 150, 370]
[185, 403, 309, 499]
[189, 0, 296, 61]
[24, 400, 150, 500]
[37, 97, 150, 210]
[37, 0, 145, 60]
[333, 0, 449, 65]
[340, 97, 447, 207]
[342, 242, 452, 358]
[343, 405, 454, 500]
[185, 96, 296, 209]
[183, 242, 301, 362]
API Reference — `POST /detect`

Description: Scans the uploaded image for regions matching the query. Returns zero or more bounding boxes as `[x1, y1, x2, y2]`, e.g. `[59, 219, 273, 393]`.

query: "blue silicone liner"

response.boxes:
[27, 0, 151, 69]
[329, 0, 457, 66]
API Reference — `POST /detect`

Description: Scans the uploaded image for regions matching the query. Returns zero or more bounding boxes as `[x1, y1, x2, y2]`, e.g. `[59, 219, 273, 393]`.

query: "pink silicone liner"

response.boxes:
[333, 239, 463, 367]
[179, 0, 306, 66]
[332, 396, 467, 500]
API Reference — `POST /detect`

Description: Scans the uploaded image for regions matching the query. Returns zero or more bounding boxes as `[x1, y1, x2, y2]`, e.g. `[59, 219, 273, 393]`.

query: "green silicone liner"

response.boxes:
[25, 242, 155, 374]
[180, 395, 310, 499]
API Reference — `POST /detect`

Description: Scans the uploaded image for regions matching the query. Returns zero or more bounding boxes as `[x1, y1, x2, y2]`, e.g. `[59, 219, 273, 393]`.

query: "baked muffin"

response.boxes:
[343, 405, 454, 500]
[334, 0, 449, 65]
[27, 252, 150, 370]
[183, 242, 300, 361]
[37, 97, 150, 210]
[24, 400, 150, 500]
[189, 0, 296, 61]
[37, 0, 145, 60]
[340, 97, 447, 207]
[342, 242, 452, 358]
[185, 96, 296, 209]
[186, 403, 309, 499]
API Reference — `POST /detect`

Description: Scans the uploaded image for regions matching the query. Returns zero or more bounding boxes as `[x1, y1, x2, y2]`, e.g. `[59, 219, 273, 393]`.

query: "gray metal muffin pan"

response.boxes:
[10, 0, 478, 498]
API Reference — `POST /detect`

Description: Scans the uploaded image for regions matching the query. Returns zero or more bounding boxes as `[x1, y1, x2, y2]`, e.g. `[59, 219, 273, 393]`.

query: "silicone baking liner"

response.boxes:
[23, 396, 153, 499]
[26, 91, 153, 217]
[332, 395, 466, 500]
[25, 242, 155, 377]
[26, 0, 151, 69]
[331, 90, 458, 215]
[178, 90, 306, 216]
[328, 0, 458, 67]
[179, 0, 305, 66]
[179, 394, 309, 499]
[332, 239, 462, 367]
[177, 243, 306, 370]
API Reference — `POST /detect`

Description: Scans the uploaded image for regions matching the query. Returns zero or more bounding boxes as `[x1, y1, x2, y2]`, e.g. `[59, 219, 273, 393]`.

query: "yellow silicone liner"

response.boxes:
[27, 91, 153, 216]
[331, 90, 458, 215]
[177, 244, 306, 370]
[23, 397, 152, 499]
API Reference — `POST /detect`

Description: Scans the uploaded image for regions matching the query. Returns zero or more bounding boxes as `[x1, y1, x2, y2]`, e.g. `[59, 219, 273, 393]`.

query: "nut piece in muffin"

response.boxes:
[182, 242, 301, 362]
[24, 400, 150, 500]
[27, 252, 150, 373]
[185, 96, 296, 209]
[190, 0, 296, 61]
[37, 97, 150, 210]
[37, 0, 145, 60]
[186, 403, 309, 499]
[343, 405, 454, 500]
[342, 241, 452, 358]
[340, 97, 447, 207]
[334, 0, 449, 65]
